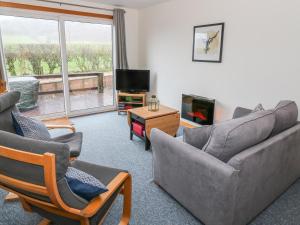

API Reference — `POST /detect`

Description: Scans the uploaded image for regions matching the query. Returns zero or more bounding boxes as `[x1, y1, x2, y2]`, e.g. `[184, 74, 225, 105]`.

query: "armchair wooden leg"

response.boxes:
[19, 197, 32, 212]
[4, 192, 19, 202]
[97, 175, 132, 225]
[38, 219, 51, 225]
[119, 175, 132, 225]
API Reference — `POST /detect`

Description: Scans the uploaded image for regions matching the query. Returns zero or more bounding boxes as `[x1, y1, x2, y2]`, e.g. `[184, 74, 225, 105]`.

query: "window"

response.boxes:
[65, 20, 113, 112]
[0, 13, 114, 118]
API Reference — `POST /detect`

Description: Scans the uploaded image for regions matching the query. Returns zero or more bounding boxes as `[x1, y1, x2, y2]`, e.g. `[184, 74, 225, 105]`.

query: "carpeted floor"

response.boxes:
[1, 112, 300, 225]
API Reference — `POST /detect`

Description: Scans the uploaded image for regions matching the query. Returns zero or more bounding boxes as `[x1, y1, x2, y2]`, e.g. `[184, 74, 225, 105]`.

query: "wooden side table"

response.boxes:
[127, 105, 180, 150]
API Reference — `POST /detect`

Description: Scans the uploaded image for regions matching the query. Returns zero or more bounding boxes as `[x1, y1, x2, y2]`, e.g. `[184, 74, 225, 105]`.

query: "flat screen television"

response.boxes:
[116, 69, 150, 92]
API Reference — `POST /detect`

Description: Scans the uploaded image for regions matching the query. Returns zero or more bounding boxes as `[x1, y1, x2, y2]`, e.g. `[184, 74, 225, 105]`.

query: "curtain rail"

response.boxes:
[0, 1, 113, 20]
[35, 0, 114, 12]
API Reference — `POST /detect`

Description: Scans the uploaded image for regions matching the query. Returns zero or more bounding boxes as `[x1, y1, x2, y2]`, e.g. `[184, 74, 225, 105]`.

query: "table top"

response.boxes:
[128, 105, 179, 120]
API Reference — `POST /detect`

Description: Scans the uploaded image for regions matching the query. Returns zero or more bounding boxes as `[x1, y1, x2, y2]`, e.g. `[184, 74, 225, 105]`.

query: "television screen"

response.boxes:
[116, 69, 150, 92]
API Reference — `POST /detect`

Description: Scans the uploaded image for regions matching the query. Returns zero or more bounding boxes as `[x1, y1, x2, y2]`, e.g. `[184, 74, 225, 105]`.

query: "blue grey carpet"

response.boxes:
[1, 112, 300, 225]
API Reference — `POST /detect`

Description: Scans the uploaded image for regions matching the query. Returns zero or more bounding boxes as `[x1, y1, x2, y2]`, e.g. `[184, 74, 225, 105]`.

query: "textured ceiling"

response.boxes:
[83, 0, 170, 9]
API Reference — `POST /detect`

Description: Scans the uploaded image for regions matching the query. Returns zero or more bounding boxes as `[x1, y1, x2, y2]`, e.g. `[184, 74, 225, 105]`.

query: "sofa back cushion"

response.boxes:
[271, 100, 298, 136]
[232, 107, 252, 119]
[203, 110, 275, 162]
[0, 91, 20, 133]
[183, 125, 212, 149]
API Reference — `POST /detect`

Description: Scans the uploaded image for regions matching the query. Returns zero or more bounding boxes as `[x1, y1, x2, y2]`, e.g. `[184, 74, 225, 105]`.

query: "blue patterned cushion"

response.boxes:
[11, 112, 51, 141]
[65, 167, 108, 201]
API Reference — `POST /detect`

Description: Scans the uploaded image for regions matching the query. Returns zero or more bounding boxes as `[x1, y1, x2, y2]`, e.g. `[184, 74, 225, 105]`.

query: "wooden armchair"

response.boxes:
[0, 131, 132, 225]
[0, 91, 81, 202]
[0, 91, 83, 159]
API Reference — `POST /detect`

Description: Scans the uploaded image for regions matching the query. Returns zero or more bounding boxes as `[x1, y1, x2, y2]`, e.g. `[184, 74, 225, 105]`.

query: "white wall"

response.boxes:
[139, 0, 300, 121]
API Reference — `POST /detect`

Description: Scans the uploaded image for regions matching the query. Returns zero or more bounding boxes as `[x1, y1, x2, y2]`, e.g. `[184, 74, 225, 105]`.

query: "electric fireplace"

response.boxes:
[181, 94, 215, 125]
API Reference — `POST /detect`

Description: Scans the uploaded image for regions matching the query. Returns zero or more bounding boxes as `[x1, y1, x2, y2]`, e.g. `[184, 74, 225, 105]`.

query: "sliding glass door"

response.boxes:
[0, 12, 115, 118]
[0, 15, 65, 117]
[65, 20, 114, 112]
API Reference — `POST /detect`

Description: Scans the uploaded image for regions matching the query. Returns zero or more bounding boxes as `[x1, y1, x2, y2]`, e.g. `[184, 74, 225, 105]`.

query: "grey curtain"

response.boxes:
[0, 56, 4, 81]
[113, 9, 129, 69]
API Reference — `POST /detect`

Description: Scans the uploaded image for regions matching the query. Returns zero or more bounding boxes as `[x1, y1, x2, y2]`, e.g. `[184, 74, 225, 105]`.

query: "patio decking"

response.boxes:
[22, 88, 114, 117]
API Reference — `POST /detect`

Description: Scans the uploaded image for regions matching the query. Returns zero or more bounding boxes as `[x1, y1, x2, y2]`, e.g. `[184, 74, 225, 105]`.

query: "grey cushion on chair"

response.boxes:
[203, 110, 275, 162]
[271, 100, 298, 136]
[31, 160, 126, 225]
[0, 130, 90, 210]
[53, 132, 83, 158]
[183, 126, 212, 149]
[0, 130, 69, 184]
[0, 91, 21, 133]
[0, 91, 20, 112]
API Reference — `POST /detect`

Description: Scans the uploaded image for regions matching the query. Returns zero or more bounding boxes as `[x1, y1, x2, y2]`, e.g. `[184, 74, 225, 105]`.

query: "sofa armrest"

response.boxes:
[150, 128, 239, 225]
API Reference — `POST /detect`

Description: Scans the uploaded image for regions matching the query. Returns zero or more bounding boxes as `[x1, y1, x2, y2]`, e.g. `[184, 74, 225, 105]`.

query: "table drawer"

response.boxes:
[131, 113, 145, 124]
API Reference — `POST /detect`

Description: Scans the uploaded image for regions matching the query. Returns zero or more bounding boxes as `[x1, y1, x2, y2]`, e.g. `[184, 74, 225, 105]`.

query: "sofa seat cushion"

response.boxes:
[271, 100, 298, 136]
[53, 132, 83, 158]
[183, 125, 212, 149]
[203, 110, 275, 162]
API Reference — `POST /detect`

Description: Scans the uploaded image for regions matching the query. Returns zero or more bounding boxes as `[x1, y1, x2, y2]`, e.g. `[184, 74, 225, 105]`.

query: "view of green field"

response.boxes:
[4, 43, 112, 76]
[0, 15, 113, 77]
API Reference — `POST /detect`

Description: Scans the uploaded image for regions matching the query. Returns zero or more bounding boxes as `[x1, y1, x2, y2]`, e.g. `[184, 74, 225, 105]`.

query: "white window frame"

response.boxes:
[0, 8, 116, 119]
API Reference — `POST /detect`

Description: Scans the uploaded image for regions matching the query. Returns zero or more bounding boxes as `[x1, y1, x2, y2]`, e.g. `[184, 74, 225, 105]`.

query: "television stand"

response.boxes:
[117, 92, 147, 114]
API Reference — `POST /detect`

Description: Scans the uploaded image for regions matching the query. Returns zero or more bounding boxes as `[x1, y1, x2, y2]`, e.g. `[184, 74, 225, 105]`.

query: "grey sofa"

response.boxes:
[151, 101, 300, 225]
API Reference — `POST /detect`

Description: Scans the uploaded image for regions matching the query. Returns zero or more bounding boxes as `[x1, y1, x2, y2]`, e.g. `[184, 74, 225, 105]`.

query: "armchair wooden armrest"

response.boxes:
[45, 124, 76, 133]
[0, 145, 132, 225]
[82, 172, 132, 224]
[43, 117, 76, 133]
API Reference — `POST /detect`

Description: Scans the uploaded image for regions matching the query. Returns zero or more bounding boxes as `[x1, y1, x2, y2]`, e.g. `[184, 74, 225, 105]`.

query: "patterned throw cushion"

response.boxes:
[11, 112, 51, 141]
[65, 167, 108, 201]
[253, 103, 264, 112]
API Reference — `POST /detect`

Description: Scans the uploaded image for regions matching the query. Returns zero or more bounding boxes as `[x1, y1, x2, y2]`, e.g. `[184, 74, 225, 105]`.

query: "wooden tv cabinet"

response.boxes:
[117, 92, 146, 114]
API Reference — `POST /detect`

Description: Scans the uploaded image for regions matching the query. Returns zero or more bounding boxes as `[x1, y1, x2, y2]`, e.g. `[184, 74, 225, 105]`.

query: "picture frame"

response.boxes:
[192, 22, 225, 63]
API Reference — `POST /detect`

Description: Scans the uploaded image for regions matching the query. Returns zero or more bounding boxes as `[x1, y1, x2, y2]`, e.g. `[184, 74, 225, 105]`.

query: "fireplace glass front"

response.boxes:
[181, 94, 215, 125]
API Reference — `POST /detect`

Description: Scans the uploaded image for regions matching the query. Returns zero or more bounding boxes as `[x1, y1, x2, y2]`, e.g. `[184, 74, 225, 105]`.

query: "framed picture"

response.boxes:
[192, 23, 224, 63]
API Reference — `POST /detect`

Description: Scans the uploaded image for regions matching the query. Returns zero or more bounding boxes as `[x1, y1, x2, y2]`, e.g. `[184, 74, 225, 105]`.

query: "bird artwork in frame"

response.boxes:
[192, 23, 224, 63]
